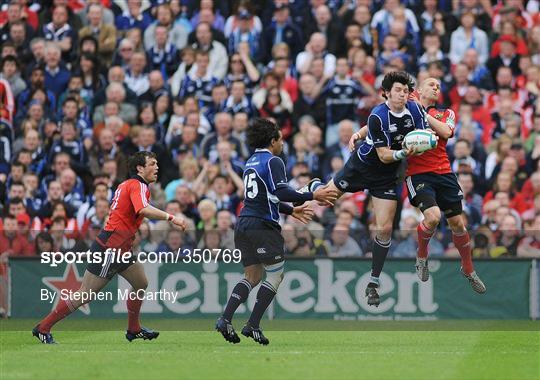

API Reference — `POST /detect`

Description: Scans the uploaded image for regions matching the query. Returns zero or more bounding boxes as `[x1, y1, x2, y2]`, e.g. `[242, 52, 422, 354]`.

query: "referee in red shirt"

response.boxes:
[33, 151, 187, 344]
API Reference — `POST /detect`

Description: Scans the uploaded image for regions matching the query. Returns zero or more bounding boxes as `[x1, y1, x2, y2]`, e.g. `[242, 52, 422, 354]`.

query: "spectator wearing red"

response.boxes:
[483, 171, 529, 214]
[491, 22, 529, 58]
[0, 214, 34, 256]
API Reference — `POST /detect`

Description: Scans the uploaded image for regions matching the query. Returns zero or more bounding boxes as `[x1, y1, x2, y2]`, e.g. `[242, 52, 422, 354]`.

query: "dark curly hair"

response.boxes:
[381, 71, 414, 99]
[246, 117, 280, 149]
[128, 151, 157, 175]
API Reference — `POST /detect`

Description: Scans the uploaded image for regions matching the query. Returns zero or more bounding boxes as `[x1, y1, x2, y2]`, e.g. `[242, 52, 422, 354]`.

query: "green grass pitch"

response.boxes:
[1, 319, 539, 380]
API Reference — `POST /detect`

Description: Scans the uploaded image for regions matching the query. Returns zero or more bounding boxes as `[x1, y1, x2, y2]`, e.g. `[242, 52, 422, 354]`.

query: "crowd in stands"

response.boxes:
[0, 0, 540, 262]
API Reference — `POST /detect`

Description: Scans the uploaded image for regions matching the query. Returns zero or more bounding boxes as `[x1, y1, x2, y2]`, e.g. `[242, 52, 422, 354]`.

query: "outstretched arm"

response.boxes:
[268, 157, 338, 206]
[139, 204, 186, 230]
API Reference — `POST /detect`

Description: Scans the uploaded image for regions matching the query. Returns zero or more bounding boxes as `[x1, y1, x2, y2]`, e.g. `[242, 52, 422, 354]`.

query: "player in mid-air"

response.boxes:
[348, 78, 486, 293]
[32, 151, 187, 343]
[405, 78, 485, 292]
[299, 71, 432, 306]
[215, 118, 337, 345]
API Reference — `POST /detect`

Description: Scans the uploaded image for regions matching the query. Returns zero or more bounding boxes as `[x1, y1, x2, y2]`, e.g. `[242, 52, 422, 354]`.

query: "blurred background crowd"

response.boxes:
[0, 0, 539, 262]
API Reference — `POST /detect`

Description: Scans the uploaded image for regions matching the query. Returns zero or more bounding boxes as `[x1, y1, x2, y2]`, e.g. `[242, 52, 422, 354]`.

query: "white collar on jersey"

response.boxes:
[385, 101, 411, 117]
[255, 148, 272, 154]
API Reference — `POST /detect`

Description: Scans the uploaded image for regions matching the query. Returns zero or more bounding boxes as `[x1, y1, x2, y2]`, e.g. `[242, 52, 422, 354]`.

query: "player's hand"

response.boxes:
[170, 216, 187, 231]
[404, 146, 423, 157]
[291, 203, 314, 224]
[408, 91, 421, 105]
[313, 186, 339, 207]
[348, 131, 362, 152]
[426, 128, 440, 143]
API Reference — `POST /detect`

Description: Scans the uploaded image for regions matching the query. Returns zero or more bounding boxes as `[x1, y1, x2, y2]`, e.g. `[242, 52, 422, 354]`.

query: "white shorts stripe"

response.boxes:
[100, 251, 113, 277]
[406, 176, 416, 198]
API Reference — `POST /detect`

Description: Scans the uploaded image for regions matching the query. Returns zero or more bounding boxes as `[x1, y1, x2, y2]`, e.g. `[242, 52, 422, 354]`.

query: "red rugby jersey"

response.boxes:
[406, 107, 456, 176]
[100, 176, 150, 250]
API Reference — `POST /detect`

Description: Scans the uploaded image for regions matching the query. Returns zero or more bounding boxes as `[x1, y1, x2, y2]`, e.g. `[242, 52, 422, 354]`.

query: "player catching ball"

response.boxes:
[33, 152, 187, 344]
[215, 118, 337, 345]
[406, 78, 485, 292]
[299, 71, 430, 307]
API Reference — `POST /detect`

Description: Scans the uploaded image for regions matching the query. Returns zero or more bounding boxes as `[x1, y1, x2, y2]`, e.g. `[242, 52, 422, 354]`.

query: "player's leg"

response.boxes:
[242, 222, 286, 345]
[217, 218, 262, 343]
[366, 195, 397, 307]
[296, 150, 365, 206]
[405, 175, 439, 281]
[33, 270, 110, 343]
[118, 262, 160, 340]
[222, 264, 263, 322]
[447, 213, 486, 293]
[437, 174, 486, 293]
[242, 260, 284, 345]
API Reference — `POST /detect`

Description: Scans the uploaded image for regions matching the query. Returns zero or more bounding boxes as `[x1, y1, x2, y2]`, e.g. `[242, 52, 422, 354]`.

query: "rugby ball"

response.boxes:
[403, 130, 437, 153]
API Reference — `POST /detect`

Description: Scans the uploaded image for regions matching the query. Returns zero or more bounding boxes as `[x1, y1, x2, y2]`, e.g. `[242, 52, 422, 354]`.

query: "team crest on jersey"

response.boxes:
[339, 180, 349, 189]
[435, 113, 444, 119]
[404, 119, 413, 129]
[389, 123, 397, 132]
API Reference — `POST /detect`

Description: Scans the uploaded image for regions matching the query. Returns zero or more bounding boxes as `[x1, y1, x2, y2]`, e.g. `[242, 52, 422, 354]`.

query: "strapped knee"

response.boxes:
[263, 261, 284, 293]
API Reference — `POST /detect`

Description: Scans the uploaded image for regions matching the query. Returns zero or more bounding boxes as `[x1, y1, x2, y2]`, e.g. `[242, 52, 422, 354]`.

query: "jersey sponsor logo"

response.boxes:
[384, 189, 396, 195]
[257, 248, 266, 254]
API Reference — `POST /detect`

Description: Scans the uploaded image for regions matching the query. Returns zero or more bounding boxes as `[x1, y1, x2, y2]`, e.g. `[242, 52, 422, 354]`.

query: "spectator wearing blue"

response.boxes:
[190, 1, 225, 32]
[143, 3, 189, 51]
[179, 50, 219, 108]
[227, 9, 260, 58]
[200, 112, 245, 163]
[202, 83, 227, 128]
[223, 80, 254, 117]
[40, 153, 84, 202]
[371, 0, 420, 48]
[260, 3, 303, 64]
[115, 0, 153, 33]
[17, 65, 55, 115]
[43, 42, 70, 99]
[223, 48, 260, 100]
[47, 120, 88, 174]
[321, 57, 367, 147]
[41, 5, 76, 62]
[146, 25, 181, 79]
[57, 168, 85, 211]
[17, 129, 47, 178]
[60, 97, 92, 141]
